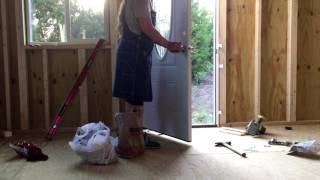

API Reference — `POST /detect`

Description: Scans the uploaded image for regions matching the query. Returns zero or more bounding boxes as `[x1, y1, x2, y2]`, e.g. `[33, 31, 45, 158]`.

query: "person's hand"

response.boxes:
[166, 41, 184, 53]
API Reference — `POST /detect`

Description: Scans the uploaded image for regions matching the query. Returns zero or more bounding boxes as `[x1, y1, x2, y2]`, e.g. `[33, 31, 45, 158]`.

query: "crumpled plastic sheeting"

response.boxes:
[288, 140, 320, 156]
[69, 122, 118, 165]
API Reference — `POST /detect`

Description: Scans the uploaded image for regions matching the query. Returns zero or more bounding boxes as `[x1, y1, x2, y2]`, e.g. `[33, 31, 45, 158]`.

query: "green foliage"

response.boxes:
[30, 0, 104, 42]
[70, 1, 104, 39]
[31, 0, 64, 42]
[192, 0, 214, 84]
[192, 111, 213, 124]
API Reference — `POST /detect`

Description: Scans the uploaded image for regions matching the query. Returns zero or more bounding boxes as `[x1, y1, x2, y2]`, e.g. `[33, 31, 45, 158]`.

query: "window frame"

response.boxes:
[24, 0, 110, 46]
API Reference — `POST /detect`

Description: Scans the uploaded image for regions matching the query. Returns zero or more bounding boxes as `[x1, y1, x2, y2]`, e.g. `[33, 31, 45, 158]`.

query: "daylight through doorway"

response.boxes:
[191, 0, 216, 126]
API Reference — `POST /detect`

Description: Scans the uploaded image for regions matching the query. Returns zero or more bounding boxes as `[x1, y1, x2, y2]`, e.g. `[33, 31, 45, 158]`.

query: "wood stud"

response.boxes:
[42, 49, 51, 128]
[78, 48, 89, 125]
[15, 0, 29, 130]
[218, 0, 227, 126]
[287, 0, 298, 122]
[254, 0, 262, 117]
[1, 0, 12, 130]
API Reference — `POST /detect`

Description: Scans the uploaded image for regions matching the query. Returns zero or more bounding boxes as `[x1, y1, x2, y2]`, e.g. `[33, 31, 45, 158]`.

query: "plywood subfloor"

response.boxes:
[1, 125, 320, 180]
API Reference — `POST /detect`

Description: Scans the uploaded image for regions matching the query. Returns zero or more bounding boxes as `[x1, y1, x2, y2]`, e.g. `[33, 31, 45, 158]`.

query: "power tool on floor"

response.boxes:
[9, 141, 48, 161]
[245, 115, 266, 136]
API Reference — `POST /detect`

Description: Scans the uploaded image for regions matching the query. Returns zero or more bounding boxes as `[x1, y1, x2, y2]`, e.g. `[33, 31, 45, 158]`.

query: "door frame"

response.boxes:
[217, 0, 227, 126]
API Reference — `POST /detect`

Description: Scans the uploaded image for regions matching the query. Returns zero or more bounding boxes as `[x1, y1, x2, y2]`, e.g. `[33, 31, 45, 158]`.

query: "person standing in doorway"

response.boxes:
[113, 0, 183, 158]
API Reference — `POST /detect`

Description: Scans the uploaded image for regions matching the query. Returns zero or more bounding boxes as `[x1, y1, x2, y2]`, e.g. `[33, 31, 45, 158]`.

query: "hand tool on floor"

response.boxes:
[46, 39, 105, 140]
[215, 141, 247, 158]
[268, 138, 298, 146]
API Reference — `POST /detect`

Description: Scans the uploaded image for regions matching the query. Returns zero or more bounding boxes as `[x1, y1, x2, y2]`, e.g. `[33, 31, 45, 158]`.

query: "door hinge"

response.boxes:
[218, 64, 224, 69]
[215, 43, 223, 54]
[218, 110, 222, 115]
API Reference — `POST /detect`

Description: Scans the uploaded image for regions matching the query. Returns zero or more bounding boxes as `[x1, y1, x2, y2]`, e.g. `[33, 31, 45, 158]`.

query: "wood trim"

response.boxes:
[78, 48, 89, 125]
[1, 0, 12, 130]
[24, 44, 112, 50]
[104, 0, 110, 44]
[64, 0, 71, 41]
[187, 0, 192, 141]
[109, 0, 120, 121]
[42, 49, 50, 128]
[254, 0, 262, 117]
[218, 0, 227, 126]
[223, 120, 320, 127]
[287, 0, 298, 122]
[16, 0, 29, 130]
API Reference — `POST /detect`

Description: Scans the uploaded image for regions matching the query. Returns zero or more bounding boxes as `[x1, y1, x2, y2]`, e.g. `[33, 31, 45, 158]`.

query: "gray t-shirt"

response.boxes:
[125, 0, 152, 35]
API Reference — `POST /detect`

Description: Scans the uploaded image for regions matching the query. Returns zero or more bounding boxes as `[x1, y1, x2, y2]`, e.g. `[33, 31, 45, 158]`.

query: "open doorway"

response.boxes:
[191, 0, 217, 127]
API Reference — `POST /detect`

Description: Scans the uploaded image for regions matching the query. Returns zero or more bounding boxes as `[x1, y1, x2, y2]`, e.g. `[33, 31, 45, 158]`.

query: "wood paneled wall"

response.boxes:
[0, 0, 114, 131]
[297, 0, 320, 120]
[261, 0, 288, 122]
[25, 48, 112, 130]
[27, 50, 45, 129]
[221, 0, 320, 125]
[86, 49, 112, 124]
[226, 0, 256, 122]
[2, 0, 320, 130]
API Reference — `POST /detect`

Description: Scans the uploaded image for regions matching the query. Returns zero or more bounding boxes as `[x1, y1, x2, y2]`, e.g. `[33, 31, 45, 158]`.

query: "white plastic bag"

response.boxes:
[69, 122, 118, 165]
[288, 140, 320, 156]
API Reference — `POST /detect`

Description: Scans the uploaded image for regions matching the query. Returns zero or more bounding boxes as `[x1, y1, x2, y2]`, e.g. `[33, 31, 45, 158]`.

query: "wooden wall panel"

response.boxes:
[261, 0, 288, 121]
[27, 50, 45, 129]
[297, 0, 320, 120]
[48, 50, 80, 128]
[226, 0, 256, 122]
[7, 0, 20, 129]
[0, 1, 6, 130]
[87, 49, 113, 126]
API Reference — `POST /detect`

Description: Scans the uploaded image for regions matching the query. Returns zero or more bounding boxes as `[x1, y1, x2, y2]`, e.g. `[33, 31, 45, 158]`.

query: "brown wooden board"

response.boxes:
[26, 50, 45, 129]
[48, 50, 80, 128]
[297, 0, 320, 120]
[226, 0, 256, 122]
[261, 0, 288, 121]
[7, 0, 20, 129]
[0, 4, 6, 130]
[86, 49, 113, 126]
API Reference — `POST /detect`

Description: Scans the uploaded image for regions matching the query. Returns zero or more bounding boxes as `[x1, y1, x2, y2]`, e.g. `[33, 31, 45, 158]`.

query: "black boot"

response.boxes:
[144, 132, 161, 149]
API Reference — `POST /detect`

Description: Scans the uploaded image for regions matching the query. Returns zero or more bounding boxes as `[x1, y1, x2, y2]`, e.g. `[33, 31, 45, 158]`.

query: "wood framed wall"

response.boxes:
[2, 0, 320, 130]
[225, 0, 256, 123]
[220, 0, 320, 126]
[261, 0, 288, 122]
[297, 0, 320, 121]
[1, 0, 115, 131]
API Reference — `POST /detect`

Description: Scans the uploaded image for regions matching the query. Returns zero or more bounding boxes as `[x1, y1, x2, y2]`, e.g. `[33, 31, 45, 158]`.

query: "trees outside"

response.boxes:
[31, 0, 64, 42]
[70, 0, 104, 40]
[191, 0, 213, 84]
[191, 0, 214, 125]
[30, 0, 104, 42]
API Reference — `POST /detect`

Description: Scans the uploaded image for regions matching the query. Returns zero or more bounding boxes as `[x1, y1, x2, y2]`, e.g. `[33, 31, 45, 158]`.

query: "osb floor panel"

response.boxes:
[0, 124, 320, 180]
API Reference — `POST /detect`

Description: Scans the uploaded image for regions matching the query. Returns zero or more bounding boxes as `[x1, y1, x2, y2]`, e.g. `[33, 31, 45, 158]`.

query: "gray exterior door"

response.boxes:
[144, 0, 192, 142]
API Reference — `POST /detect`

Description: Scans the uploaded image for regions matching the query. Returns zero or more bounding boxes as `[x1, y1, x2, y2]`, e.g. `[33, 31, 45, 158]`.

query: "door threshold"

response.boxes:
[192, 125, 218, 128]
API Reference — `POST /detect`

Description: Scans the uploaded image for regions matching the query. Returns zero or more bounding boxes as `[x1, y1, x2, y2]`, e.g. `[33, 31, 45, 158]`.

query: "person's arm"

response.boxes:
[138, 17, 182, 53]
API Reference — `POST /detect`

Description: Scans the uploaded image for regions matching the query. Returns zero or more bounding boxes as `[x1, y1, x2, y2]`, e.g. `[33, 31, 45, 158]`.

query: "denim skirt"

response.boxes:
[113, 30, 154, 102]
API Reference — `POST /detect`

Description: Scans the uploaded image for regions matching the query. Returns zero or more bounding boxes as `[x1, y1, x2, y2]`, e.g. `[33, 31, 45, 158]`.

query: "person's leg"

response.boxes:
[125, 100, 160, 149]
